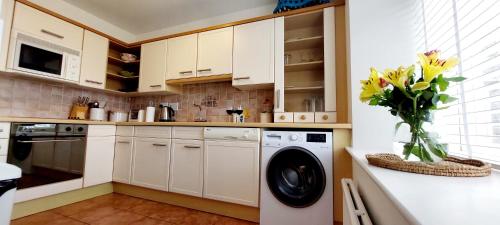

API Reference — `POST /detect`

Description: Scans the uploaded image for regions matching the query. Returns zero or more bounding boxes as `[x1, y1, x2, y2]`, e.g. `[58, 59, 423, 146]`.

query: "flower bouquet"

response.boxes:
[360, 50, 465, 162]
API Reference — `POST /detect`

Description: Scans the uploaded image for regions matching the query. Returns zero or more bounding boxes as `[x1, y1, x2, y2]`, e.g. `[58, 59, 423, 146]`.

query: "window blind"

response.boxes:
[420, 0, 500, 162]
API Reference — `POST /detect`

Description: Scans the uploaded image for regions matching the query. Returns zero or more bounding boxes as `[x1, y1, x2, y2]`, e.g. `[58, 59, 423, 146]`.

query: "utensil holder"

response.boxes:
[68, 105, 88, 120]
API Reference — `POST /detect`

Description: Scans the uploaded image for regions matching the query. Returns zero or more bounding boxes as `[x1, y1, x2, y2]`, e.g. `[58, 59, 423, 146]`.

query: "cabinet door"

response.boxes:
[233, 19, 275, 86]
[197, 27, 233, 77]
[84, 136, 115, 187]
[166, 34, 197, 80]
[139, 40, 167, 92]
[169, 139, 203, 197]
[0, 0, 14, 71]
[113, 137, 133, 184]
[132, 137, 170, 191]
[204, 140, 259, 207]
[80, 30, 108, 89]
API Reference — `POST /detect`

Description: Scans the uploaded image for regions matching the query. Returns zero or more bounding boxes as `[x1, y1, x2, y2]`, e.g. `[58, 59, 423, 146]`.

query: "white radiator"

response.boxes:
[342, 179, 373, 225]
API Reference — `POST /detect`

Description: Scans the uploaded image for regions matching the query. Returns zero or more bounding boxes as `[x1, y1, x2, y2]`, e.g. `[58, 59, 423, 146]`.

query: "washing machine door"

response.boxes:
[266, 146, 326, 208]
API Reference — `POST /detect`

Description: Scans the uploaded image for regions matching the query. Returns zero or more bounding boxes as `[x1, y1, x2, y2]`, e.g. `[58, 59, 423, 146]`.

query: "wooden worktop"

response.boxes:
[0, 117, 351, 129]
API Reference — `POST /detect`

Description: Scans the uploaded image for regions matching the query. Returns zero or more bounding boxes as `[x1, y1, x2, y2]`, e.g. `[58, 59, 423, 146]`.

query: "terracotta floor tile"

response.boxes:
[180, 210, 220, 225]
[128, 200, 167, 216]
[90, 210, 145, 225]
[11, 211, 86, 225]
[129, 217, 175, 225]
[51, 198, 104, 216]
[68, 205, 121, 223]
[89, 193, 147, 210]
[146, 204, 193, 224]
[212, 216, 259, 225]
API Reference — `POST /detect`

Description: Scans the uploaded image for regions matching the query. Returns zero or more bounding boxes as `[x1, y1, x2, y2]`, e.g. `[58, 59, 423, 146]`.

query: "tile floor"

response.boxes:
[11, 193, 258, 225]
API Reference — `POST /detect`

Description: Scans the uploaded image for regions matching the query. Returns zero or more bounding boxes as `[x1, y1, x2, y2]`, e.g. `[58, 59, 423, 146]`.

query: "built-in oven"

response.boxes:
[7, 123, 87, 190]
[8, 31, 81, 82]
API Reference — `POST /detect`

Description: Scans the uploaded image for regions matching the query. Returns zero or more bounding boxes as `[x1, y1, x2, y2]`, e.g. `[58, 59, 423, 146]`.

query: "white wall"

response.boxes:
[27, 0, 136, 42]
[346, 0, 423, 149]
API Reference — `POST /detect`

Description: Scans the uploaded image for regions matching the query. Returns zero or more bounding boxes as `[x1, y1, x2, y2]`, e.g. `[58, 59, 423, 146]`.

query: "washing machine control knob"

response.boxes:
[289, 134, 298, 141]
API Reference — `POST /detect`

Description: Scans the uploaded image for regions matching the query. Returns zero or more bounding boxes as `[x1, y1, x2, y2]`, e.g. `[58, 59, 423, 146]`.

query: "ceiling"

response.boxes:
[61, 0, 276, 35]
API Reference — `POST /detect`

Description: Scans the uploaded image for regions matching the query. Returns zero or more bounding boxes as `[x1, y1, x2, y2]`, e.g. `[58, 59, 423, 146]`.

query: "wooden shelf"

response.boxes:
[285, 10, 323, 30]
[285, 85, 324, 93]
[106, 72, 139, 79]
[166, 74, 233, 85]
[285, 61, 324, 72]
[285, 36, 323, 51]
[108, 56, 140, 65]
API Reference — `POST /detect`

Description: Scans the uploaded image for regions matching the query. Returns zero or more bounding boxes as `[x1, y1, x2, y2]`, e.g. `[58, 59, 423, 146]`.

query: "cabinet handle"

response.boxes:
[197, 68, 212, 72]
[224, 136, 238, 139]
[152, 143, 167, 147]
[300, 115, 306, 120]
[233, 76, 250, 80]
[149, 84, 161, 88]
[276, 89, 281, 109]
[117, 141, 130, 144]
[85, 79, 103, 85]
[179, 71, 193, 75]
[322, 115, 329, 120]
[279, 115, 286, 120]
[41, 29, 64, 39]
[184, 145, 201, 149]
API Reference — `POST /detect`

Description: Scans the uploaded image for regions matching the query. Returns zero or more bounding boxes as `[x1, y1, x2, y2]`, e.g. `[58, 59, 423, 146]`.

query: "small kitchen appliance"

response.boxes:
[159, 103, 175, 122]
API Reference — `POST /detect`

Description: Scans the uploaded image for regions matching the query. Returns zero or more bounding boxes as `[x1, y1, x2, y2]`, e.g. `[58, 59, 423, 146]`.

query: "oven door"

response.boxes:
[12, 35, 66, 79]
[7, 137, 86, 190]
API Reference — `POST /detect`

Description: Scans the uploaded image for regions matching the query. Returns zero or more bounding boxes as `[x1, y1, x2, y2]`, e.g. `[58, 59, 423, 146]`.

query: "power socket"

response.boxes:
[168, 102, 179, 110]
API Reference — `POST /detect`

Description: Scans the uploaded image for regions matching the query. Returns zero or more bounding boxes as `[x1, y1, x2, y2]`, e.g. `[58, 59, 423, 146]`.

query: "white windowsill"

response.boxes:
[347, 147, 500, 225]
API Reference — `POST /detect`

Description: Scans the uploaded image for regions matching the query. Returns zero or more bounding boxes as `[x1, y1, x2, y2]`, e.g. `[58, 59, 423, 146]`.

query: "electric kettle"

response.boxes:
[159, 103, 175, 122]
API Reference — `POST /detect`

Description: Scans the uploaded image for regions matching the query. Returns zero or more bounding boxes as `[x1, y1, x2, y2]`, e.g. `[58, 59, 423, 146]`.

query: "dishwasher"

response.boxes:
[203, 127, 260, 207]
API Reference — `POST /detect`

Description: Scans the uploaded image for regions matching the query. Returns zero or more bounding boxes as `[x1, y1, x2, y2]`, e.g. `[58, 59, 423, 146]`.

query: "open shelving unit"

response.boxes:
[106, 42, 141, 92]
[283, 10, 326, 113]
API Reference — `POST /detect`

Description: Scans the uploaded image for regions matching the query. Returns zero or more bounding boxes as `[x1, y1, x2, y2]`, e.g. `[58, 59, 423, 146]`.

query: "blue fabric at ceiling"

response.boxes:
[273, 0, 331, 14]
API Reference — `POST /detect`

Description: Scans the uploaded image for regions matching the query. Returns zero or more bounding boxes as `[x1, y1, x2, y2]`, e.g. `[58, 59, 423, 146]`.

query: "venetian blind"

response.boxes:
[420, 0, 500, 162]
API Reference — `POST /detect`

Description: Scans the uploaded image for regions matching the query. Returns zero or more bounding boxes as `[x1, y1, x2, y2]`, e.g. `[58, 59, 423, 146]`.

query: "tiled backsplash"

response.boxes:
[0, 75, 130, 119]
[0, 76, 274, 122]
[131, 82, 274, 122]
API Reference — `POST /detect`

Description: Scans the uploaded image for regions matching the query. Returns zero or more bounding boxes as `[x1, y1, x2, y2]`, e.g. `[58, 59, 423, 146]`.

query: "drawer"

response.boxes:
[116, 126, 134, 136]
[172, 127, 204, 140]
[13, 2, 84, 50]
[0, 122, 11, 138]
[0, 138, 8, 155]
[135, 126, 172, 138]
[88, 125, 116, 137]
[274, 112, 293, 123]
[294, 112, 315, 123]
[315, 112, 337, 123]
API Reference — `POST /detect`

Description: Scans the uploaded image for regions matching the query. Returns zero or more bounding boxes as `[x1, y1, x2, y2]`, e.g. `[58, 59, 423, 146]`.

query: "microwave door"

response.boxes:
[13, 40, 65, 78]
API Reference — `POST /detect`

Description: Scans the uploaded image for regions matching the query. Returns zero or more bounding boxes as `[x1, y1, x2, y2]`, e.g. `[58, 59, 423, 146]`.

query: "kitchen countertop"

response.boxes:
[0, 117, 352, 129]
[346, 147, 500, 225]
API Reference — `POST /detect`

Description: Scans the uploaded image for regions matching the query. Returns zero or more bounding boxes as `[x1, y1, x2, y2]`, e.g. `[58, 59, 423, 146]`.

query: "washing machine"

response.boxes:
[260, 130, 333, 225]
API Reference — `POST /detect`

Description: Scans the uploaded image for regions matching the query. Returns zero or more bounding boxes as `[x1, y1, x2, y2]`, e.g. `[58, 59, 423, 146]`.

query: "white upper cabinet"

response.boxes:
[197, 27, 233, 77]
[233, 19, 275, 87]
[0, 0, 14, 71]
[12, 2, 83, 50]
[139, 40, 168, 92]
[167, 34, 198, 80]
[80, 30, 108, 89]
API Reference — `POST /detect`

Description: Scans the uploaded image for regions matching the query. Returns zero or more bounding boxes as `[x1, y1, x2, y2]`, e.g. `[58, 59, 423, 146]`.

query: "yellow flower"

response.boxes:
[418, 50, 459, 82]
[382, 65, 415, 90]
[360, 68, 384, 102]
[411, 81, 430, 91]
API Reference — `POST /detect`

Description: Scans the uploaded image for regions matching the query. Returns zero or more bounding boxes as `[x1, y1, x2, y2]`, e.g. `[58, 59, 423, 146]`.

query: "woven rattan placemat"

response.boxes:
[366, 153, 491, 177]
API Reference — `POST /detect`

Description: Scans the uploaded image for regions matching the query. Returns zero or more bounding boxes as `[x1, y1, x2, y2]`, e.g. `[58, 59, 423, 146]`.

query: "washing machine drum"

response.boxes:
[266, 146, 326, 208]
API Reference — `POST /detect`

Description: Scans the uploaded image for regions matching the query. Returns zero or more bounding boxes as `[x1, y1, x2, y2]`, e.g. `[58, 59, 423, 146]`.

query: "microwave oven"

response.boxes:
[8, 31, 81, 82]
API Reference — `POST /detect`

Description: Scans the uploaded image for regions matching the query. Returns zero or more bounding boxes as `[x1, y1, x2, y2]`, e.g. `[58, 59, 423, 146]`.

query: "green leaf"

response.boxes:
[439, 94, 458, 104]
[436, 75, 450, 92]
[369, 98, 379, 105]
[422, 91, 434, 100]
[444, 76, 466, 82]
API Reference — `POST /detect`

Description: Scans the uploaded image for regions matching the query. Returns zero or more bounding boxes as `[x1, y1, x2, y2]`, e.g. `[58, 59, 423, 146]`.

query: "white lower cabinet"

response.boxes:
[84, 136, 116, 187]
[132, 137, 170, 191]
[203, 140, 260, 207]
[169, 139, 204, 197]
[113, 136, 134, 184]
